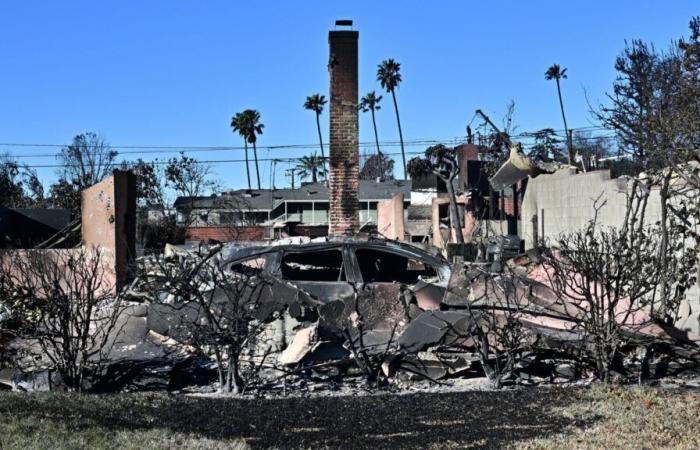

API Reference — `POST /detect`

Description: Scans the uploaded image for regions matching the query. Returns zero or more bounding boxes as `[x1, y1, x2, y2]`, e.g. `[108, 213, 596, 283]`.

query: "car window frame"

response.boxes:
[349, 245, 441, 285]
[226, 253, 271, 276]
[276, 244, 350, 283]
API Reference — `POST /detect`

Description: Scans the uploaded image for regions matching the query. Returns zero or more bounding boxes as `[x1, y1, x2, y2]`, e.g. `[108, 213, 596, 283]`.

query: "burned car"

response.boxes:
[135, 237, 700, 389]
[215, 239, 464, 371]
[219, 239, 450, 310]
[139, 239, 466, 380]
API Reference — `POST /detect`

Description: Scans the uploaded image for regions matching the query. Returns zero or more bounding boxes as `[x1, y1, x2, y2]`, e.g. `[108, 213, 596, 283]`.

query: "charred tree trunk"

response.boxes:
[445, 180, 465, 244]
[227, 346, 243, 394]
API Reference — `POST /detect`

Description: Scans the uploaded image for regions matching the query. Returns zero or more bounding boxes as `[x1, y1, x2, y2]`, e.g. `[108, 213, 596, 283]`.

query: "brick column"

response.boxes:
[328, 30, 360, 236]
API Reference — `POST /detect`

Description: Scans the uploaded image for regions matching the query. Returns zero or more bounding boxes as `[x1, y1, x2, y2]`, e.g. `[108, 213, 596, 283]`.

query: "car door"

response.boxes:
[350, 246, 445, 311]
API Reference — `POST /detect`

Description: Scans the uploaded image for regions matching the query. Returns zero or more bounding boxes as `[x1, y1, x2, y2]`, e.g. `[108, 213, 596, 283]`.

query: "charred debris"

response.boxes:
[2, 233, 699, 394]
[60, 235, 694, 395]
[2, 166, 699, 394]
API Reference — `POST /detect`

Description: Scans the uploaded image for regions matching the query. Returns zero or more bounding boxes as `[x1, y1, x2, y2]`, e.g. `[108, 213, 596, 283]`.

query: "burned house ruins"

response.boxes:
[2, 20, 700, 396]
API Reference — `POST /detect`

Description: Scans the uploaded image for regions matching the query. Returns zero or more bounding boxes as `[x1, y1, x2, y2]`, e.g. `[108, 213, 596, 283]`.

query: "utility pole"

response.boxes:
[285, 167, 296, 189]
[475, 108, 518, 236]
[475, 109, 512, 146]
[271, 159, 278, 190]
[569, 129, 582, 171]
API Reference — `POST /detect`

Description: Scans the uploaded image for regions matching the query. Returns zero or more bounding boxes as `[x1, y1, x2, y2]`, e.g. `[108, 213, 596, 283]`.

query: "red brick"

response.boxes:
[186, 226, 267, 242]
[328, 30, 360, 236]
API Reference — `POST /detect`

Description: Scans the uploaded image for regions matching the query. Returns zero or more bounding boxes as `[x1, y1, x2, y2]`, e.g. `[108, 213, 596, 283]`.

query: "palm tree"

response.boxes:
[359, 91, 383, 155]
[303, 94, 328, 184]
[230, 111, 252, 190]
[243, 109, 264, 190]
[545, 64, 572, 165]
[377, 59, 406, 178]
[295, 153, 326, 184]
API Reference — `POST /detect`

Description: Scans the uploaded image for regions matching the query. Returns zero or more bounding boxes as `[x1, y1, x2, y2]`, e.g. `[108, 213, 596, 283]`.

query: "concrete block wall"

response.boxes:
[328, 30, 360, 236]
[520, 168, 700, 334]
[520, 169, 662, 249]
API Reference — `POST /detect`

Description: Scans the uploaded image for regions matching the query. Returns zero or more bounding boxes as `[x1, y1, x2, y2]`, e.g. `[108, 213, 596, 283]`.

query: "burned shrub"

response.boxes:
[444, 265, 536, 388]
[475, 273, 537, 387]
[132, 249, 285, 394]
[541, 184, 698, 383]
[0, 247, 123, 391]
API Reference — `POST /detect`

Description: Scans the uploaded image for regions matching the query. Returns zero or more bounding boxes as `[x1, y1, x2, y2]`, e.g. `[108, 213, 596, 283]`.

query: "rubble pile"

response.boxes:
[2, 237, 699, 393]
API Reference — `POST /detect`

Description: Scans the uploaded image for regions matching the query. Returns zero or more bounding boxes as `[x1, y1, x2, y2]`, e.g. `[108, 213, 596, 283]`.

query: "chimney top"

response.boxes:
[335, 19, 353, 28]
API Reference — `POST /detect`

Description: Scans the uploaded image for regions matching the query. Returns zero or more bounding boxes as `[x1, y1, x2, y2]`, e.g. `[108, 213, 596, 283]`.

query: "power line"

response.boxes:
[0, 137, 468, 159]
[0, 137, 465, 151]
[2, 135, 625, 166]
[1, 126, 616, 159]
[13, 150, 431, 169]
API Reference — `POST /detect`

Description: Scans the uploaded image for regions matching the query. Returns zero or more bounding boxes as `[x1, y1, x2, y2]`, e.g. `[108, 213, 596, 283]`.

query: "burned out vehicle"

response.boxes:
[137, 239, 467, 383]
[214, 239, 467, 377]
[136, 237, 700, 389]
[219, 239, 450, 311]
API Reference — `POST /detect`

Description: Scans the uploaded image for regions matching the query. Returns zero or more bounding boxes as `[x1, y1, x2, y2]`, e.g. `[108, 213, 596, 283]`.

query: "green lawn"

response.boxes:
[0, 385, 698, 449]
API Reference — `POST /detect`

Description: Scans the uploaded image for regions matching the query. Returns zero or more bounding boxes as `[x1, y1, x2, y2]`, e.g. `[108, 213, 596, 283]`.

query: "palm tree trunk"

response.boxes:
[244, 141, 251, 191]
[253, 140, 261, 190]
[556, 79, 572, 165]
[371, 108, 380, 155]
[391, 89, 407, 179]
[315, 113, 328, 186]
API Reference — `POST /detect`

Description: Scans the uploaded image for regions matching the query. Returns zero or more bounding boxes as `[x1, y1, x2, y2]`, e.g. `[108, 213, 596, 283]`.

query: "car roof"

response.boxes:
[219, 238, 447, 266]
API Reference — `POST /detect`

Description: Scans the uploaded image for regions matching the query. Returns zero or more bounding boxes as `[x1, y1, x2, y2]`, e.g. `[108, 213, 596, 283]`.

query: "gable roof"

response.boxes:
[174, 180, 411, 211]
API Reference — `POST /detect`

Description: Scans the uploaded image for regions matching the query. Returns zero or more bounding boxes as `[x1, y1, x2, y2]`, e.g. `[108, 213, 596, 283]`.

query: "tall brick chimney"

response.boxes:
[328, 22, 360, 236]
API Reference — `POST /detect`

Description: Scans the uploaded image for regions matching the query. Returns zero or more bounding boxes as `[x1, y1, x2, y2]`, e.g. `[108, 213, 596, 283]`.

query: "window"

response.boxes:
[287, 203, 303, 222]
[229, 256, 267, 276]
[359, 201, 379, 223]
[281, 249, 344, 282]
[313, 203, 329, 224]
[355, 248, 437, 284]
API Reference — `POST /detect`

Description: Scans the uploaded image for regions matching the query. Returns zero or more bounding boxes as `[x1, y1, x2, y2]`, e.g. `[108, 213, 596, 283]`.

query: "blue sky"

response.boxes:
[1, 1, 698, 189]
